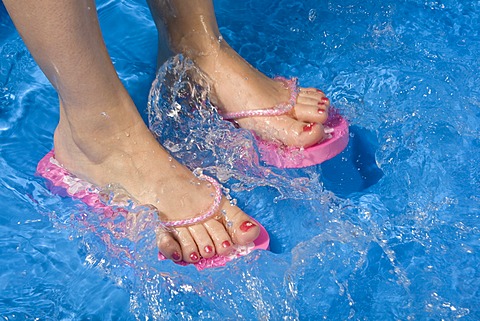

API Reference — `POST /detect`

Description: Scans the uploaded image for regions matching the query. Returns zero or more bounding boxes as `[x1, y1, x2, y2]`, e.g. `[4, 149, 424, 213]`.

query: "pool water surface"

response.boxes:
[0, 0, 479, 320]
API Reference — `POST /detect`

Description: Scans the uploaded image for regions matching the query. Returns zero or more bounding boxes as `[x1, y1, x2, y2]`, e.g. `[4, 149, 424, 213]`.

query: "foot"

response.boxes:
[175, 38, 330, 148]
[53, 100, 260, 263]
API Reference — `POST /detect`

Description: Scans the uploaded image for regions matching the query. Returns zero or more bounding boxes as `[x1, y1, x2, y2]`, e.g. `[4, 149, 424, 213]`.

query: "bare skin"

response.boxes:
[5, 0, 329, 264]
[148, 0, 331, 147]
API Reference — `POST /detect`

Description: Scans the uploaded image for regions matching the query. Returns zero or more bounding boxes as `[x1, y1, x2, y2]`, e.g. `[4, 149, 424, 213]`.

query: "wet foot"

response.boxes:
[175, 38, 331, 148]
[53, 100, 260, 263]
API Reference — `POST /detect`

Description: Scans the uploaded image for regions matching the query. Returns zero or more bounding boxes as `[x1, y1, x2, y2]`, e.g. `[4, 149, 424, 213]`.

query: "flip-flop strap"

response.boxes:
[37, 151, 223, 228]
[221, 77, 299, 120]
[159, 175, 223, 228]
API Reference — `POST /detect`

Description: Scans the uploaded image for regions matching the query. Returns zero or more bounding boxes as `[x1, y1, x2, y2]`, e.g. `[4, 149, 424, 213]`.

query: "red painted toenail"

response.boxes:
[240, 221, 257, 232]
[321, 96, 329, 102]
[222, 241, 231, 248]
[190, 252, 199, 261]
[204, 245, 213, 253]
[172, 252, 181, 261]
[318, 101, 326, 106]
[303, 123, 315, 132]
[316, 89, 325, 94]
[317, 108, 326, 114]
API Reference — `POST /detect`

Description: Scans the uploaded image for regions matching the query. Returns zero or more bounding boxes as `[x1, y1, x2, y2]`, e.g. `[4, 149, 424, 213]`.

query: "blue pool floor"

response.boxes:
[1, 0, 479, 320]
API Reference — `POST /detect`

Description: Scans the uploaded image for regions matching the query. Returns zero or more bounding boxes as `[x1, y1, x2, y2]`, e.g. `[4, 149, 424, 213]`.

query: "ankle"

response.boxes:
[54, 100, 147, 165]
[53, 121, 110, 166]
[172, 32, 224, 59]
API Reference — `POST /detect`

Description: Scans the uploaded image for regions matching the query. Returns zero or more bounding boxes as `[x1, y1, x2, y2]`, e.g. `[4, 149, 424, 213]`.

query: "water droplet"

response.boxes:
[308, 9, 317, 22]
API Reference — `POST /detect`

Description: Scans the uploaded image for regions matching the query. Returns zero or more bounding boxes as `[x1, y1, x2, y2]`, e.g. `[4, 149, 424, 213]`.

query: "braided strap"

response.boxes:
[159, 175, 222, 228]
[221, 77, 299, 120]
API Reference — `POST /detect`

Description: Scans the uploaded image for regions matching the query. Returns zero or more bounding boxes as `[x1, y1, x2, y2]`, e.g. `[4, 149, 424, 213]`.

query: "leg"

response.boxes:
[147, 0, 331, 147]
[4, 0, 259, 263]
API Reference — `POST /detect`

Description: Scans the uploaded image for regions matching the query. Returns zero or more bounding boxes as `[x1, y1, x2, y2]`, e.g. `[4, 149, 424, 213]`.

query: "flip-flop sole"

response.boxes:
[256, 108, 349, 168]
[158, 219, 269, 270]
[36, 150, 270, 271]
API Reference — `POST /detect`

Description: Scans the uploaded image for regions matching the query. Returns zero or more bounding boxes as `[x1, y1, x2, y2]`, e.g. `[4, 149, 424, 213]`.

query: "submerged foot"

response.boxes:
[53, 101, 259, 263]
[174, 38, 331, 148]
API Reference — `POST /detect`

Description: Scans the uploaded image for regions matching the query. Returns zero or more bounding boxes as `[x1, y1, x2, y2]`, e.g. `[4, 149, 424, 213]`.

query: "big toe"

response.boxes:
[157, 201, 260, 262]
[258, 115, 326, 148]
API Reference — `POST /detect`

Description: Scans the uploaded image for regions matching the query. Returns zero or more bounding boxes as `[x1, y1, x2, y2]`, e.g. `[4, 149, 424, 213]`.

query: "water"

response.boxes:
[1, 0, 479, 319]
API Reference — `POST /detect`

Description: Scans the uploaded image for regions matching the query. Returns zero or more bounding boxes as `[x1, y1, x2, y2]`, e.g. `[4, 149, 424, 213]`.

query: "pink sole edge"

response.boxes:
[36, 150, 270, 271]
[256, 108, 349, 168]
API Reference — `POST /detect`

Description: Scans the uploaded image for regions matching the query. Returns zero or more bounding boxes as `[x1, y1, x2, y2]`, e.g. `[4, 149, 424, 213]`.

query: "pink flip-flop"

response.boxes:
[157, 218, 269, 270]
[36, 150, 270, 271]
[221, 77, 349, 168]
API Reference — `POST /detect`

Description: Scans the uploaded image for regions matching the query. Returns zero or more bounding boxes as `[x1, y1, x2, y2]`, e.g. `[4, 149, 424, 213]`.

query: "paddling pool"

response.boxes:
[1, 0, 479, 319]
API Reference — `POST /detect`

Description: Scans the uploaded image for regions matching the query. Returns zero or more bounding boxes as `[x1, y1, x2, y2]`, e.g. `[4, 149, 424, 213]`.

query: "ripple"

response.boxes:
[1, 0, 479, 319]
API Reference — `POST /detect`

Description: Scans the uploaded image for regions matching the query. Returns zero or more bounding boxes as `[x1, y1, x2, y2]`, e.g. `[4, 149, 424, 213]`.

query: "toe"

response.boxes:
[293, 101, 329, 124]
[203, 219, 234, 256]
[187, 224, 216, 259]
[294, 121, 326, 147]
[300, 87, 327, 99]
[292, 90, 330, 124]
[174, 227, 201, 263]
[280, 116, 326, 147]
[250, 115, 325, 147]
[220, 200, 260, 246]
[157, 229, 183, 262]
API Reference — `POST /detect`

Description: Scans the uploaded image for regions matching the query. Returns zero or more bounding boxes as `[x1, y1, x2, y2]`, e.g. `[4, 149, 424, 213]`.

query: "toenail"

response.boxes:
[321, 97, 329, 102]
[303, 123, 315, 132]
[240, 221, 257, 232]
[318, 101, 326, 106]
[316, 89, 325, 94]
[222, 241, 231, 248]
[190, 252, 199, 261]
[317, 108, 326, 114]
[204, 245, 213, 253]
[172, 252, 181, 261]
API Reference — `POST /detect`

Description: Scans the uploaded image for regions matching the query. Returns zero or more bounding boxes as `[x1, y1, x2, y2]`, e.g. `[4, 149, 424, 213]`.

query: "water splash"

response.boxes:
[2, 0, 479, 319]
[147, 54, 328, 202]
